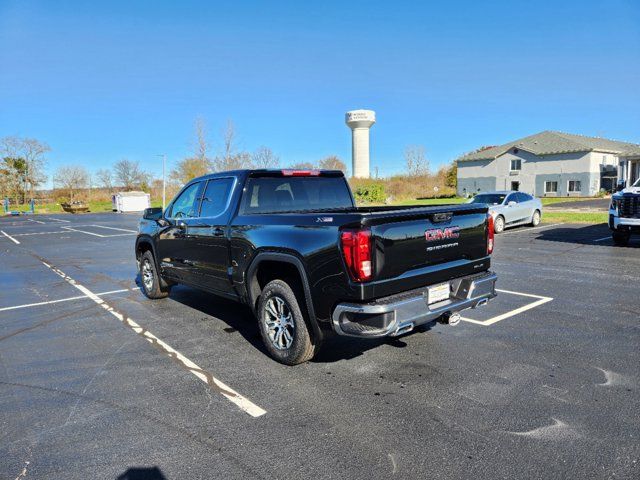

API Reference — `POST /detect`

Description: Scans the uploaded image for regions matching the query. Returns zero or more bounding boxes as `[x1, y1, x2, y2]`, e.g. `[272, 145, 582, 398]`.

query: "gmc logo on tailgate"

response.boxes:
[425, 226, 460, 242]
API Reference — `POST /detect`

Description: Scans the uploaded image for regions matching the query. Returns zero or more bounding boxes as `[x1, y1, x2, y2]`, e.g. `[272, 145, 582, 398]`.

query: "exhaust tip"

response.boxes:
[474, 298, 489, 309]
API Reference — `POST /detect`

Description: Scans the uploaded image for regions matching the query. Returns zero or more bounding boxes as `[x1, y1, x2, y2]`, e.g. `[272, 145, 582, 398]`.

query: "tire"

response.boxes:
[257, 279, 316, 365]
[139, 250, 171, 299]
[612, 231, 630, 246]
[530, 210, 541, 227]
[494, 215, 505, 234]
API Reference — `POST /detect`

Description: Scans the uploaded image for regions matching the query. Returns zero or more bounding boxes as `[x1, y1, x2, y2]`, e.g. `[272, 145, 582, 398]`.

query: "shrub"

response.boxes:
[351, 180, 386, 204]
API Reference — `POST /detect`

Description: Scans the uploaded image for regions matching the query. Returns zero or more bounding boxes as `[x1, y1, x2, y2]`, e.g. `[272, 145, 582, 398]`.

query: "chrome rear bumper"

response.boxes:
[331, 271, 497, 337]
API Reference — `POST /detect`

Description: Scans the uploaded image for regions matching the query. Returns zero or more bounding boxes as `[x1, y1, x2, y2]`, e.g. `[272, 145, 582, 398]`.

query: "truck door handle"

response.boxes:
[213, 227, 224, 236]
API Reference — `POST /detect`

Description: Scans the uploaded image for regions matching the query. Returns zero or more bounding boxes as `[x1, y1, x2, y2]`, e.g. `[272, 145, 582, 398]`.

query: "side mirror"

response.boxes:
[616, 180, 626, 192]
[176, 220, 187, 230]
[508, 201, 517, 207]
[143, 207, 163, 220]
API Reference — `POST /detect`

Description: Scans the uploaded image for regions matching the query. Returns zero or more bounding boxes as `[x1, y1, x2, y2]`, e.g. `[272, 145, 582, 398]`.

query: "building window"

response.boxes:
[602, 154, 607, 164]
[568, 180, 582, 193]
[544, 181, 558, 194]
[510, 159, 522, 171]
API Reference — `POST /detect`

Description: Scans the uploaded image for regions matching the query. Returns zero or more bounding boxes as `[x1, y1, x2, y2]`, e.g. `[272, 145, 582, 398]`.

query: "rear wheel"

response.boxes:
[494, 215, 505, 234]
[612, 230, 630, 246]
[139, 250, 171, 299]
[530, 210, 541, 226]
[257, 279, 316, 365]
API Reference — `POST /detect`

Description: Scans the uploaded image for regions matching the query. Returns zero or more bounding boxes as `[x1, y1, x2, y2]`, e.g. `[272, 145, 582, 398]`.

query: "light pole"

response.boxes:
[157, 154, 166, 210]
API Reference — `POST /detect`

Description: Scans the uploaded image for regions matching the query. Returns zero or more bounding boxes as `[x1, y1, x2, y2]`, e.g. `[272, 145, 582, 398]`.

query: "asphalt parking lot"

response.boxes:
[1, 213, 638, 479]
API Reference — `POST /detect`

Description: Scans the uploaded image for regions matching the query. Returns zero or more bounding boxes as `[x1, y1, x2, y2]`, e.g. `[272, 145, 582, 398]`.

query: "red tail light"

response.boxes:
[487, 213, 495, 254]
[341, 228, 372, 282]
[281, 169, 321, 176]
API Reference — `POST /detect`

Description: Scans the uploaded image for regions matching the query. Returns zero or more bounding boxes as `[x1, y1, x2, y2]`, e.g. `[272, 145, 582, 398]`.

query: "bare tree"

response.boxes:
[404, 145, 430, 176]
[54, 165, 89, 202]
[288, 162, 316, 170]
[113, 159, 149, 190]
[192, 116, 211, 162]
[171, 118, 214, 184]
[96, 168, 113, 192]
[318, 155, 347, 173]
[212, 119, 253, 171]
[252, 146, 280, 169]
[0, 136, 50, 202]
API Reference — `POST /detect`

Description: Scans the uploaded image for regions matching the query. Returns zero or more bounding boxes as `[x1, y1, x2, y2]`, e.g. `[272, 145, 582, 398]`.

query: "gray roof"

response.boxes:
[458, 131, 640, 162]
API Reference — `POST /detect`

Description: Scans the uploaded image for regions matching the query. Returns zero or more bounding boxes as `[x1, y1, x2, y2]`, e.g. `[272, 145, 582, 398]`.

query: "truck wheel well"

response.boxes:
[136, 240, 153, 260]
[252, 261, 303, 309]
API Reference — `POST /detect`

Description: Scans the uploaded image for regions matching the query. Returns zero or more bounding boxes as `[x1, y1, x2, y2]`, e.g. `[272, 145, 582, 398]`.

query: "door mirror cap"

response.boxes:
[507, 201, 517, 207]
[176, 220, 187, 230]
[143, 207, 163, 220]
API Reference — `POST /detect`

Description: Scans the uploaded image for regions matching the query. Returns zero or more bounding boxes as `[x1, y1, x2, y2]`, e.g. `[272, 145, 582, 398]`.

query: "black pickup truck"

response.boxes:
[136, 169, 497, 364]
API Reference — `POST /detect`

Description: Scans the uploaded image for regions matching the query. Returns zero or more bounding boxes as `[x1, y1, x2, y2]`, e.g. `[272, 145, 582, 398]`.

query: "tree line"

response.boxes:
[1, 117, 456, 205]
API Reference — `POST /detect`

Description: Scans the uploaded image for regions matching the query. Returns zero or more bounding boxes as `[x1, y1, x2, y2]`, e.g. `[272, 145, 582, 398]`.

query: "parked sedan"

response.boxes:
[468, 191, 543, 233]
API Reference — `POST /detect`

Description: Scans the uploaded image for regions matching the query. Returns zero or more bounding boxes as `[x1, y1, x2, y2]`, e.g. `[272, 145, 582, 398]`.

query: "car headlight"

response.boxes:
[610, 198, 621, 213]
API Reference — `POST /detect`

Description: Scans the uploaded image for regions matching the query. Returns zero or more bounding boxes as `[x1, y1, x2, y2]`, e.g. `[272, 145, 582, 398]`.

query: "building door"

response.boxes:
[511, 181, 520, 191]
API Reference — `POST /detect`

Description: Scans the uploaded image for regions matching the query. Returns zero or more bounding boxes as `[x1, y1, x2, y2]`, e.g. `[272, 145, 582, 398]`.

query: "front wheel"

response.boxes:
[257, 279, 316, 365]
[140, 250, 171, 299]
[530, 210, 541, 226]
[612, 231, 630, 246]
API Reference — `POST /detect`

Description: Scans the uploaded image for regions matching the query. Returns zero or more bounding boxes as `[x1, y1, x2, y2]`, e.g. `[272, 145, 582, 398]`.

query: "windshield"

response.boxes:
[469, 194, 506, 205]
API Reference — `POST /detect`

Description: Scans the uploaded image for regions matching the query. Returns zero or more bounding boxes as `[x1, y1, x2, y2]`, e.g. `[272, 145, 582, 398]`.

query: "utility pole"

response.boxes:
[157, 154, 167, 210]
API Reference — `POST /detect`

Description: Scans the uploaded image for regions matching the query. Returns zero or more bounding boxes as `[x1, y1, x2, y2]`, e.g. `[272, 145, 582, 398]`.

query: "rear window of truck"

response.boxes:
[240, 176, 353, 214]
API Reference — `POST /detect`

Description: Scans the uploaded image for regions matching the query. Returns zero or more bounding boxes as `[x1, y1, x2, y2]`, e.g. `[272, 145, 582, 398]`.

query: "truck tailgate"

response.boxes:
[360, 205, 490, 298]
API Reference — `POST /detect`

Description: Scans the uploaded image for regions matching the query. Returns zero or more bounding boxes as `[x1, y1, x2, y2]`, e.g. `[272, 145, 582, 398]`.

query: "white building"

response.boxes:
[456, 131, 640, 197]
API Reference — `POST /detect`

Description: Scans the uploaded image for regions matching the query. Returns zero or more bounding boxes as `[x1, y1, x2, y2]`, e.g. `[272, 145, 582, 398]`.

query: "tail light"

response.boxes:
[281, 169, 321, 176]
[486, 213, 495, 254]
[340, 228, 372, 282]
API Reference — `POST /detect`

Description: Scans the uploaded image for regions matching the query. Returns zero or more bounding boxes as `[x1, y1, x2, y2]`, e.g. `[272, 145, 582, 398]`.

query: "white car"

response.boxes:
[468, 191, 543, 233]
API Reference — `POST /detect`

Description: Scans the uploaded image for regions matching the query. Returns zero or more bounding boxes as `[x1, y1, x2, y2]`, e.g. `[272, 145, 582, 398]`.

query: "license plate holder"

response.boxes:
[427, 282, 451, 305]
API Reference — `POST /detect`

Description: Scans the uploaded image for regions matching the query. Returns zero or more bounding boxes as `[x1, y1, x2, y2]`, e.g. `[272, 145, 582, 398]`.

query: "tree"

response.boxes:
[96, 168, 113, 192]
[252, 146, 280, 169]
[288, 162, 316, 170]
[171, 117, 213, 184]
[0, 136, 50, 202]
[113, 159, 149, 190]
[211, 119, 253, 171]
[404, 145, 429, 176]
[318, 155, 347, 173]
[445, 161, 457, 188]
[54, 165, 89, 202]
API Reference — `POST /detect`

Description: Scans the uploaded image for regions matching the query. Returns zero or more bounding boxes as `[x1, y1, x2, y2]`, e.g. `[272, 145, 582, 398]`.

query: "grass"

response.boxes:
[540, 196, 604, 206]
[5, 199, 163, 214]
[542, 211, 608, 224]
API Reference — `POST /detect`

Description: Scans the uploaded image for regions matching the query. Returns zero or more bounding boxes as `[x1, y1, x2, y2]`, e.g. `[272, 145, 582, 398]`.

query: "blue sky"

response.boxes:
[1, 0, 639, 186]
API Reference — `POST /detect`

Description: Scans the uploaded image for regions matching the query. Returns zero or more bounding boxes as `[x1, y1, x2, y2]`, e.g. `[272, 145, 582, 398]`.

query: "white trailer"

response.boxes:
[112, 191, 151, 213]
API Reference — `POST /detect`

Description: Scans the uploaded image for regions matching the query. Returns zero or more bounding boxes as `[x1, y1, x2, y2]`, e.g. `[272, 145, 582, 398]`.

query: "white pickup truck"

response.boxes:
[609, 178, 640, 245]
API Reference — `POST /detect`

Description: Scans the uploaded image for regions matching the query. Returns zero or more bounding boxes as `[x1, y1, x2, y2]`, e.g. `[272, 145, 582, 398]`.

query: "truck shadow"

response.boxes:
[157, 282, 429, 363]
[534, 223, 639, 247]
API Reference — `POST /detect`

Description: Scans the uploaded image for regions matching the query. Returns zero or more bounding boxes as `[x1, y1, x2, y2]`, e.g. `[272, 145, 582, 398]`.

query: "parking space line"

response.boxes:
[40, 260, 267, 418]
[1, 230, 20, 244]
[461, 289, 553, 326]
[500, 223, 563, 235]
[593, 236, 612, 242]
[0, 288, 137, 313]
[12, 231, 67, 237]
[44, 217, 71, 223]
[89, 225, 137, 233]
[27, 218, 46, 224]
[60, 226, 107, 237]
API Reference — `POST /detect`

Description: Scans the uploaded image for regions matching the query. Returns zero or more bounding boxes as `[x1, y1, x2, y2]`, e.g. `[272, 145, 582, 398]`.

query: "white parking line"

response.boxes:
[461, 288, 553, 326]
[500, 223, 563, 235]
[593, 236, 612, 242]
[44, 217, 71, 223]
[40, 260, 266, 418]
[1, 230, 20, 244]
[60, 226, 106, 237]
[12, 231, 68, 237]
[0, 288, 136, 312]
[89, 225, 137, 233]
[27, 218, 46, 224]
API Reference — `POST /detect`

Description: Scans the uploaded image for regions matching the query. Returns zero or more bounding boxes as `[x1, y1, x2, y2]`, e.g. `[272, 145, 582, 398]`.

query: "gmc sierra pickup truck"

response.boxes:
[136, 169, 497, 364]
[609, 178, 640, 245]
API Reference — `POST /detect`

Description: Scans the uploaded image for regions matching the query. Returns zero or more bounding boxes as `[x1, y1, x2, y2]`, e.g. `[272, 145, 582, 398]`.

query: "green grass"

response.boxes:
[540, 196, 604, 206]
[542, 211, 608, 224]
[6, 199, 162, 214]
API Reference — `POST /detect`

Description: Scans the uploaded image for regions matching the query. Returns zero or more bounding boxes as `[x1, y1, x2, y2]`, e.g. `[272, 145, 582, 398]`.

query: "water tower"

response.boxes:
[345, 109, 376, 178]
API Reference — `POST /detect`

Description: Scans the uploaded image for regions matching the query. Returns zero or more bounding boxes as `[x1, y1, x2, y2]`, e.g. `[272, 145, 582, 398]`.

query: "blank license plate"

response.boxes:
[427, 282, 450, 304]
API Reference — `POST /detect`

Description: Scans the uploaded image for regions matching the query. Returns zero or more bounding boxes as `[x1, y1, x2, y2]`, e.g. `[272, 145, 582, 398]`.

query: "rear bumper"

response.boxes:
[331, 271, 497, 337]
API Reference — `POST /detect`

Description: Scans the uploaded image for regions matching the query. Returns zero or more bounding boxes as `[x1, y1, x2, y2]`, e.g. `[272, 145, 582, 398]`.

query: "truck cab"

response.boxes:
[609, 178, 640, 245]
